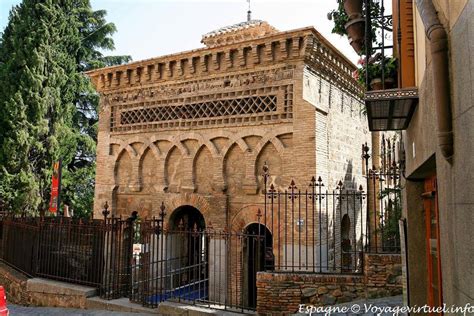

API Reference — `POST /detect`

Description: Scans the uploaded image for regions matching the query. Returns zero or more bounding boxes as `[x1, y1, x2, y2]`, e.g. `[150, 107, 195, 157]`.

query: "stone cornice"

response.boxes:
[85, 27, 358, 94]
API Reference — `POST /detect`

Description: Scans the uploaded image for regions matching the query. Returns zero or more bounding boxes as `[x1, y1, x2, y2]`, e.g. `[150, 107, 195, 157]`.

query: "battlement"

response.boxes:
[85, 26, 359, 96]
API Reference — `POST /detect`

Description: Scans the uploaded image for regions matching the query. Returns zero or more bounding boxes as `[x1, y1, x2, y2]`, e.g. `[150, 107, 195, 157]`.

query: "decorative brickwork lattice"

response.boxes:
[109, 83, 293, 133]
[120, 95, 277, 125]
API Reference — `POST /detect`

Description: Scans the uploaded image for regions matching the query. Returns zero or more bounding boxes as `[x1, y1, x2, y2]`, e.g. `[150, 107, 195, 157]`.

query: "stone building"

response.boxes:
[362, 0, 474, 310]
[86, 20, 370, 307]
[401, 0, 474, 309]
[87, 20, 369, 229]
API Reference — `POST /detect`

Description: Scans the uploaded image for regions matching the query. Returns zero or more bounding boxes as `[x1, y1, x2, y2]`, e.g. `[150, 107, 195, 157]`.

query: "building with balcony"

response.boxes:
[363, 0, 473, 309]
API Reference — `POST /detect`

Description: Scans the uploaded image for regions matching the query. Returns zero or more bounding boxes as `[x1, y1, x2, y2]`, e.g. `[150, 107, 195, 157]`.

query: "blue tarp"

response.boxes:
[147, 283, 208, 304]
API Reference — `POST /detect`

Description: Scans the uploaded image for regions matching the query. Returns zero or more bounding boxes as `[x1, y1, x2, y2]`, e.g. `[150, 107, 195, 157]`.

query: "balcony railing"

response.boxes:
[363, 0, 418, 131]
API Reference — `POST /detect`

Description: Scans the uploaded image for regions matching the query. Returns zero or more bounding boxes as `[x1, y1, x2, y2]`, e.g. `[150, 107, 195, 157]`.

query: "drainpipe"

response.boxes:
[416, 0, 454, 162]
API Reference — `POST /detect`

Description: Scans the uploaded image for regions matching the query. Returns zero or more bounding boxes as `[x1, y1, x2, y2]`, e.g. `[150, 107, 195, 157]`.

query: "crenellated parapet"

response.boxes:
[85, 26, 360, 97]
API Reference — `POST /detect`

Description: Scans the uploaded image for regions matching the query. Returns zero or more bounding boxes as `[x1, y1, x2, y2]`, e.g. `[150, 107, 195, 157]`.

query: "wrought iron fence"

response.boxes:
[113, 204, 260, 312]
[364, 134, 402, 253]
[1, 216, 39, 276]
[262, 170, 367, 274]
[0, 140, 401, 312]
[1, 216, 106, 287]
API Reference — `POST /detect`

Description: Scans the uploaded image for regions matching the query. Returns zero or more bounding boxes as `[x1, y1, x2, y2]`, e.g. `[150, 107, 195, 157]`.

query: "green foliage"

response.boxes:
[0, 0, 131, 216]
[327, 1, 349, 36]
[379, 186, 402, 250]
[355, 56, 398, 87]
[327, 0, 382, 54]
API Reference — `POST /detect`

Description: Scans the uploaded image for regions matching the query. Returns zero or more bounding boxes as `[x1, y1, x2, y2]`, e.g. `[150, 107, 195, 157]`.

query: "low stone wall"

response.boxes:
[0, 262, 30, 304]
[0, 262, 96, 308]
[256, 253, 402, 315]
[365, 253, 403, 298]
[27, 278, 96, 308]
[256, 273, 365, 315]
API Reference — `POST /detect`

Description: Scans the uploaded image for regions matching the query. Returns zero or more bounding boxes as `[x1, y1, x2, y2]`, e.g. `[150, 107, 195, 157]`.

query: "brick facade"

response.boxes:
[87, 21, 368, 231]
[256, 253, 402, 315]
[87, 21, 371, 307]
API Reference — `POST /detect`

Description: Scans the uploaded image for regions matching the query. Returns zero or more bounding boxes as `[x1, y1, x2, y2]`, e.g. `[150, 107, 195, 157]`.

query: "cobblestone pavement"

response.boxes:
[8, 296, 404, 315]
[293, 295, 405, 315]
[7, 304, 155, 316]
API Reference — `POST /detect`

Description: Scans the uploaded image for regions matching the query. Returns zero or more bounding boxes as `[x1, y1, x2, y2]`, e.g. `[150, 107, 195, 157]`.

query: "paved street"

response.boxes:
[8, 305, 155, 316]
[293, 295, 405, 316]
[9, 295, 404, 315]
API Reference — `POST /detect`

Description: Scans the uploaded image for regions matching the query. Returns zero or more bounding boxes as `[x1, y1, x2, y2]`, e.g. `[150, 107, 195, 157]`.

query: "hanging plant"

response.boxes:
[328, 0, 382, 55]
[353, 55, 398, 90]
[343, 0, 364, 18]
[327, 1, 349, 36]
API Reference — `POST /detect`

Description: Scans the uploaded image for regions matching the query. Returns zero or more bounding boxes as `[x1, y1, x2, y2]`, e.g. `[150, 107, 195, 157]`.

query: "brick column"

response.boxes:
[242, 152, 258, 194]
[180, 156, 195, 193]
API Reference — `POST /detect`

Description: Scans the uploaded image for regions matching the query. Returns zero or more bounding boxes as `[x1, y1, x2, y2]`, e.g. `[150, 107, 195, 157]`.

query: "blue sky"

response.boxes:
[0, 0, 359, 64]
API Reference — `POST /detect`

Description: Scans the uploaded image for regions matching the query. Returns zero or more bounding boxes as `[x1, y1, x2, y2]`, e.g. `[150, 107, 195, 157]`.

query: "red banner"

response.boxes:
[49, 160, 62, 214]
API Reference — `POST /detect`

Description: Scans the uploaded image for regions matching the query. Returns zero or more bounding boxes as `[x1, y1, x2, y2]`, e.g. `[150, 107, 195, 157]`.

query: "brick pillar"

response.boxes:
[201, 54, 210, 73]
[113, 71, 122, 87]
[252, 44, 261, 65]
[212, 53, 221, 71]
[145, 65, 154, 82]
[180, 156, 195, 193]
[280, 39, 288, 60]
[264, 44, 273, 62]
[242, 152, 258, 194]
[135, 67, 143, 84]
[156, 63, 164, 80]
[129, 158, 141, 192]
[239, 47, 250, 67]
[212, 157, 226, 193]
[291, 37, 302, 58]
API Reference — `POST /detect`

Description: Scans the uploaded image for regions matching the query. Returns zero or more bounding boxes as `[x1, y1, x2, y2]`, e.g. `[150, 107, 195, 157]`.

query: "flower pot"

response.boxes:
[344, 0, 363, 18]
[370, 78, 396, 90]
[349, 37, 364, 54]
[345, 18, 365, 54]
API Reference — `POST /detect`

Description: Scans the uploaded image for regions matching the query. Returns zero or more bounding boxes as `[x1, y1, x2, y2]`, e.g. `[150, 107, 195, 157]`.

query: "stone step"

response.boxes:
[26, 278, 97, 308]
[27, 278, 97, 297]
[157, 301, 255, 316]
[86, 296, 159, 314]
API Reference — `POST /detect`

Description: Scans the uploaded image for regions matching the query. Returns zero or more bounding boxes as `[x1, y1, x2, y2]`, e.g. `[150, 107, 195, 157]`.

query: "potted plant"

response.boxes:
[327, 1, 349, 37]
[354, 56, 398, 90]
[328, 0, 382, 55]
[343, 0, 363, 18]
[345, 18, 365, 54]
[328, 1, 365, 54]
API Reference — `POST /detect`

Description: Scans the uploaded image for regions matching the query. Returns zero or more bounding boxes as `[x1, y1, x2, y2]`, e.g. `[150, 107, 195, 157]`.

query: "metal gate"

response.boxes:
[124, 204, 257, 312]
[98, 139, 401, 312]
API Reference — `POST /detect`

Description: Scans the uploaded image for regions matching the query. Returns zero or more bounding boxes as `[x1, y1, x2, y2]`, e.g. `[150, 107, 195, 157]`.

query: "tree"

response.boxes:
[62, 1, 131, 217]
[0, 0, 130, 215]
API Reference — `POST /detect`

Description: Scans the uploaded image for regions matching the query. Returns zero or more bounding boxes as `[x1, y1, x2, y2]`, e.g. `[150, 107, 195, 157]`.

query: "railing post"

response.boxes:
[362, 143, 371, 251]
[262, 162, 269, 271]
[364, 0, 372, 89]
[157, 202, 166, 304]
[124, 211, 138, 297]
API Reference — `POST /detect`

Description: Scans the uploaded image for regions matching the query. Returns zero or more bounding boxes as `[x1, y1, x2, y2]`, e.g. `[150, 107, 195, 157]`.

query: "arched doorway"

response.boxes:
[341, 214, 352, 271]
[243, 223, 273, 308]
[168, 205, 208, 300]
[169, 205, 206, 230]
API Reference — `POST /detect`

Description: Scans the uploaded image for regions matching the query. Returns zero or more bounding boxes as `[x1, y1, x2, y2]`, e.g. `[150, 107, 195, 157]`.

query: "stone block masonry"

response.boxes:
[365, 253, 403, 299]
[256, 253, 402, 315]
[257, 273, 365, 314]
[0, 262, 96, 308]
